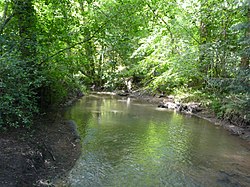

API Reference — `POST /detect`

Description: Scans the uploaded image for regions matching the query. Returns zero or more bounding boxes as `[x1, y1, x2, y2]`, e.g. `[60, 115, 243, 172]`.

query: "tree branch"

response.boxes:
[146, 2, 200, 45]
[146, 3, 174, 41]
[38, 22, 106, 65]
[0, 2, 14, 35]
[0, 14, 14, 34]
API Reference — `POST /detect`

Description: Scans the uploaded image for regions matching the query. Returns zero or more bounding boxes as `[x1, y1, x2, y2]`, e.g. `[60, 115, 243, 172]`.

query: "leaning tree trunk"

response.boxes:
[12, 0, 37, 60]
[240, 5, 250, 68]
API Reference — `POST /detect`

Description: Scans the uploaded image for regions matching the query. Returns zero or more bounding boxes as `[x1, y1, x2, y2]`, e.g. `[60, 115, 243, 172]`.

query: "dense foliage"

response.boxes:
[0, 54, 41, 128]
[0, 0, 249, 128]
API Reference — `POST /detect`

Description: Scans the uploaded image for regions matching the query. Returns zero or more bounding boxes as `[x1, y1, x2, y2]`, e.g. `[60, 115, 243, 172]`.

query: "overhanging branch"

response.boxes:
[0, 14, 14, 35]
[146, 2, 200, 45]
[38, 22, 106, 65]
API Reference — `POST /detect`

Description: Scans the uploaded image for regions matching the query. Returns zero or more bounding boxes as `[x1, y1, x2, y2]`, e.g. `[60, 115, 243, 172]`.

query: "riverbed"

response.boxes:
[64, 94, 250, 186]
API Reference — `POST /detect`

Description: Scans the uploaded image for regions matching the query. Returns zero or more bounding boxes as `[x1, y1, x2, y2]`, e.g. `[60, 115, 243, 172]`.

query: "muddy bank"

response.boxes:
[0, 109, 81, 187]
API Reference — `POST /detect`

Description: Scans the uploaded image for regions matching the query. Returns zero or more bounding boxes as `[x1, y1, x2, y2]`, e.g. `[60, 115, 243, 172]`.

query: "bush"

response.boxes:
[0, 54, 41, 129]
[207, 68, 250, 126]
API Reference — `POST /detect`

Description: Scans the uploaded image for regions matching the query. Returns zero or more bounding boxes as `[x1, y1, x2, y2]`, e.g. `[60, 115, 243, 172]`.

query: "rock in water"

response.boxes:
[66, 120, 81, 140]
[158, 100, 202, 114]
[158, 99, 177, 109]
[187, 103, 202, 113]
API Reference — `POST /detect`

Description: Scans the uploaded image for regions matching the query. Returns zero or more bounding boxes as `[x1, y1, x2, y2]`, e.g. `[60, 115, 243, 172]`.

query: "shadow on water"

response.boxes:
[64, 94, 250, 187]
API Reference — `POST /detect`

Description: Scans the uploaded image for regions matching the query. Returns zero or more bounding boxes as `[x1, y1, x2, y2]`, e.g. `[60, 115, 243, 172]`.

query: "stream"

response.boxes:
[64, 94, 250, 187]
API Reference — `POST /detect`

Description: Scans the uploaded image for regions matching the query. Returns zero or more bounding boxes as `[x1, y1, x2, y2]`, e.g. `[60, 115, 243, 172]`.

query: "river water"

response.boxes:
[64, 94, 250, 187]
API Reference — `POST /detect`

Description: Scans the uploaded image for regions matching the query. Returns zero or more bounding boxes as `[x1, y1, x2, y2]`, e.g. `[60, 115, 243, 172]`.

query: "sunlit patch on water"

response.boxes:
[64, 94, 250, 187]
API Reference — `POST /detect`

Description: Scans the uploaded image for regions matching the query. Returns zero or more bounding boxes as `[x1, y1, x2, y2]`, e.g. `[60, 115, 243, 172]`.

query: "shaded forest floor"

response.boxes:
[0, 109, 81, 187]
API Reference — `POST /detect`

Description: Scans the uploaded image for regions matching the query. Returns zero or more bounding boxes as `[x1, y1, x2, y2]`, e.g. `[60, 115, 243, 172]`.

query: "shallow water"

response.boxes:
[64, 94, 250, 187]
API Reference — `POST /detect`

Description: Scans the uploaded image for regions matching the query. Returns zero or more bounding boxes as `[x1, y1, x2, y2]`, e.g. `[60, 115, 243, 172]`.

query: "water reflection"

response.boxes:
[64, 94, 250, 187]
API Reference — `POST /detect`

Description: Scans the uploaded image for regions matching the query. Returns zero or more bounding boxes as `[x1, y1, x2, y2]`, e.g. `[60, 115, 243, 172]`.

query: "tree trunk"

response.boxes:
[84, 27, 96, 84]
[240, 6, 250, 68]
[12, 0, 37, 60]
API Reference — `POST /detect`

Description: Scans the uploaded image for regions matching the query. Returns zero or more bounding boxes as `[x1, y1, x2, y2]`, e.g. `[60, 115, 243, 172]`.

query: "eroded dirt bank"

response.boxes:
[0, 110, 81, 187]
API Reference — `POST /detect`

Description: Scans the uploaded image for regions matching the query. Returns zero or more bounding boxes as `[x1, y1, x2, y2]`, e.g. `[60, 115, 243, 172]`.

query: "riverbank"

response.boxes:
[0, 108, 81, 186]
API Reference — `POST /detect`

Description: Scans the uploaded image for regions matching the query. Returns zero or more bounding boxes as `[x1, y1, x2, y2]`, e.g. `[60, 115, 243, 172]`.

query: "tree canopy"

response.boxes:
[0, 0, 249, 128]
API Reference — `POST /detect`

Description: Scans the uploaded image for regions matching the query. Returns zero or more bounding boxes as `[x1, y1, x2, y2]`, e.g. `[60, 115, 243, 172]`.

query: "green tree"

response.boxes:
[0, 0, 249, 129]
[12, 0, 37, 60]
[0, 0, 41, 128]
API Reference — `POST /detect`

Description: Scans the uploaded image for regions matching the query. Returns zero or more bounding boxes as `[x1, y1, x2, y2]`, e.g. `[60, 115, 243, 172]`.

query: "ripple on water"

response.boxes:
[65, 95, 250, 187]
